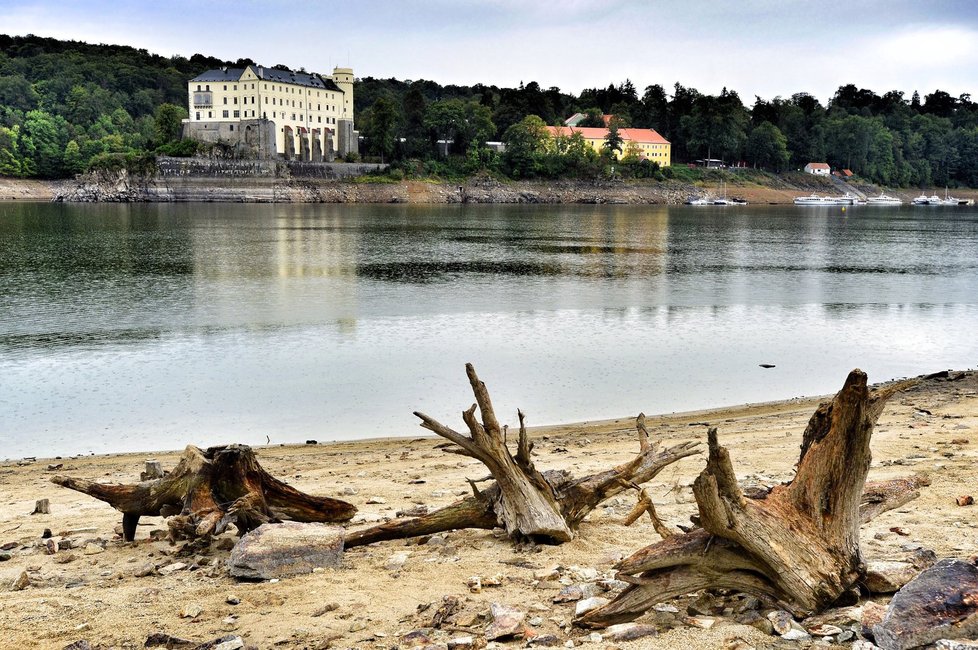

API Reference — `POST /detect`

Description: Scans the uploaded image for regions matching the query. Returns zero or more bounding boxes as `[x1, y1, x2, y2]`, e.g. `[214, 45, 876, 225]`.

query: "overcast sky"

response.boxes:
[6, 0, 978, 104]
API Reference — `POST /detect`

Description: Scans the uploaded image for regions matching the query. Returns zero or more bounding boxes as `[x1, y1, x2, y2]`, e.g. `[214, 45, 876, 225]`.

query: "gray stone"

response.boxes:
[936, 640, 978, 650]
[158, 562, 187, 575]
[767, 609, 794, 635]
[574, 597, 609, 617]
[61, 642, 92, 650]
[227, 522, 343, 580]
[864, 560, 926, 594]
[193, 636, 244, 650]
[873, 559, 978, 650]
[485, 603, 525, 640]
[603, 623, 658, 641]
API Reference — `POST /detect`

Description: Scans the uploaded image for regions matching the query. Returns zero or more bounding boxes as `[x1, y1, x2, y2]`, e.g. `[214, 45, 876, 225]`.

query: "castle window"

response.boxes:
[233, 97, 238, 104]
[233, 110, 240, 118]
[230, 124, 234, 131]
[208, 111, 212, 118]
[196, 112, 200, 120]
[223, 97, 228, 104]
[223, 110, 229, 118]
[196, 85, 201, 91]
[223, 85, 227, 91]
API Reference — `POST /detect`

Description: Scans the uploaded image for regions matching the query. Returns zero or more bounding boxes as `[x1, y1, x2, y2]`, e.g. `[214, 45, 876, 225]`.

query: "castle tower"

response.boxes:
[331, 67, 357, 156]
[331, 67, 355, 126]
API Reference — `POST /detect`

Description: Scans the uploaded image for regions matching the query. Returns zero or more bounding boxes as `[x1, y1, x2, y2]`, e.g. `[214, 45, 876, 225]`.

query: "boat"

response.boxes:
[865, 193, 903, 206]
[793, 193, 849, 206]
[684, 196, 712, 205]
[938, 188, 974, 206]
[911, 193, 940, 205]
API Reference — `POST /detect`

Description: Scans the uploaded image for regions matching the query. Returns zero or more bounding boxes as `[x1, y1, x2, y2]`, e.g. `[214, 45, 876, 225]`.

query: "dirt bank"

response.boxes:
[0, 178, 63, 201]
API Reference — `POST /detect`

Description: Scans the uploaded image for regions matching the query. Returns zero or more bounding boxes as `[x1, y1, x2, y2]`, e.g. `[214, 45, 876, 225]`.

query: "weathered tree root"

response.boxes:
[577, 370, 927, 628]
[52, 444, 357, 542]
[345, 364, 700, 547]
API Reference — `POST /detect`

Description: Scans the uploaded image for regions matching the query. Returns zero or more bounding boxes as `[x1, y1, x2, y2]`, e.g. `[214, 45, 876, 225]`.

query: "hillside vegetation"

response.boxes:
[2, 34, 978, 188]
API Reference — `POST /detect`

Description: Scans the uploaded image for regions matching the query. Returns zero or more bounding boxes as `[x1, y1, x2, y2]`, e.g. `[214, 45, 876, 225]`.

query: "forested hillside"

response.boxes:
[3, 34, 978, 187]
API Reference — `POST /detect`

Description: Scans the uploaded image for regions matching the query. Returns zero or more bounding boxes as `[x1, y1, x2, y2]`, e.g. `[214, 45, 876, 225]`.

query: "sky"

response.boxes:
[6, 0, 978, 104]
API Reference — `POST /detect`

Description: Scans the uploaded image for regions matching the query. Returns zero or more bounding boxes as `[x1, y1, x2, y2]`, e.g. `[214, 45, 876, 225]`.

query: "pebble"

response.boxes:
[447, 636, 474, 650]
[10, 571, 30, 591]
[485, 603, 526, 640]
[385, 553, 409, 571]
[81, 543, 104, 556]
[179, 603, 202, 619]
[158, 562, 187, 575]
[134, 563, 155, 577]
[366, 496, 386, 504]
[226, 594, 240, 605]
[574, 597, 609, 617]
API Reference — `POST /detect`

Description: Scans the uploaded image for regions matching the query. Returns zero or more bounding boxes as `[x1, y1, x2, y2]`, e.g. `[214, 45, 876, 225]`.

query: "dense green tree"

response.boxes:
[502, 115, 548, 178]
[0, 125, 23, 176]
[153, 103, 187, 147]
[746, 121, 790, 171]
[19, 110, 70, 177]
[361, 94, 401, 163]
[577, 108, 605, 127]
[602, 118, 624, 158]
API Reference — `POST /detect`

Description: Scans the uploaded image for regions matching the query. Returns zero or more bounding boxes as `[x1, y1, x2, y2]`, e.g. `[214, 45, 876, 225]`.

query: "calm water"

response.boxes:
[1, 202, 976, 458]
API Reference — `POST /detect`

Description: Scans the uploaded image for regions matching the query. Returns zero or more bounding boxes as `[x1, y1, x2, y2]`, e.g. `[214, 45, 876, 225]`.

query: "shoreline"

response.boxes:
[3, 174, 977, 205]
[2, 392, 829, 464]
[1, 370, 974, 648]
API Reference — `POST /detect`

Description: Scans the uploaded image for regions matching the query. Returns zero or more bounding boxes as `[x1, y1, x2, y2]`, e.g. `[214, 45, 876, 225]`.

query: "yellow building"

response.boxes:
[184, 65, 356, 161]
[544, 126, 671, 165]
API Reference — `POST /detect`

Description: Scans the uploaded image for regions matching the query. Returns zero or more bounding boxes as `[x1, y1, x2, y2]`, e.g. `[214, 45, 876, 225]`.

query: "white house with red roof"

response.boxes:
[804, 162, 831, 175]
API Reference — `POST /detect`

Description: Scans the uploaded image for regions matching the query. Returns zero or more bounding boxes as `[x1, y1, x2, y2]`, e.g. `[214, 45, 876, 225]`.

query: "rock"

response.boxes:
[957, 495, 974, 506]
[193, 636, 244, 650]
[873, 559, 978, 650]
[82, 543, 104, 555]
[685, 615, 717, 629]
[936, 640, 978, 650]
[10, 571, 29, 591]
[534, 565, 561, 581]
[134, 562, 156, 577]
[226, 594, 240, 605]
[603, 623, 658, 642]
[553, 584, 598, 603]
[61, 642, 91, 650]
[227, 522, 344, 580]
[366, 496, 386, 504]
[54, 552, 77, 565]
[341, 486, 358, 496]
[0, 552, 10, 561]
[400, 630, 433, 647]
[311, 602, 339, 617]
[767, 610, 794, 635]
[158, 562, 187, 575]
[865, 560, 925, 594]
[574, 597, 609, 618]
[862, 601, 888, 637]
[586, 632, 602, 643]
[485, 603, 526, 640]
[528, 635, 562, 647]
[385, 552, 410, 571]
[805, 623, 844, 636]
[780, 626, 811, 641]
[467, 576, 482, 593]
[145, 632, 195, 647]
[180, 603, 203, 618]
[448, 636, 474, 649]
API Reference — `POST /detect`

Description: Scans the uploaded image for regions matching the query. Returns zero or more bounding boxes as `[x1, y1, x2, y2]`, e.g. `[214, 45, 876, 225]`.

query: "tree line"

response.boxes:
[2, 34, 978, 187]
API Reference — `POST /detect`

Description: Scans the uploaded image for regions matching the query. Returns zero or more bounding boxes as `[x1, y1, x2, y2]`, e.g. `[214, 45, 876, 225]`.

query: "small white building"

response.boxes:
[804, 162, 831, 175]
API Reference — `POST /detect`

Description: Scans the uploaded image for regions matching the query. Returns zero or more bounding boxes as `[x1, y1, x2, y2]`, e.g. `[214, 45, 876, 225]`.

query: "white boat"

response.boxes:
[911, 193, 940, 205]
[685, 197, 711, 205]
[938, 188, 974, 206]
[865, 193, 903, 206]
[793, 193, 848, 206]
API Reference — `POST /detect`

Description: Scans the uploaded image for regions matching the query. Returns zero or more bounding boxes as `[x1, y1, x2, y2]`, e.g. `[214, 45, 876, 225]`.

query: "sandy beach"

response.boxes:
[0, 371, 975, 649]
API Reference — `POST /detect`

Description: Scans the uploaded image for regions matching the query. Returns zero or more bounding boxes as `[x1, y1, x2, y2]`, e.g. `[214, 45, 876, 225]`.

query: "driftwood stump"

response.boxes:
[577, 369, 928, 627]
[345, 363, 700, 547]
[52, 444, 356, 542]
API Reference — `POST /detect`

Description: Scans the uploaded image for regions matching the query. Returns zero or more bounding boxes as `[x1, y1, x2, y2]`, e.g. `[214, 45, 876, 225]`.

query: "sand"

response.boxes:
[1, 372, 976, 649]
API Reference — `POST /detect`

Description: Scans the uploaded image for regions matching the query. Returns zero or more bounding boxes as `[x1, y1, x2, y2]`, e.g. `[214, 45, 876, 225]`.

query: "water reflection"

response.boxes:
[1, 203, 976, 457]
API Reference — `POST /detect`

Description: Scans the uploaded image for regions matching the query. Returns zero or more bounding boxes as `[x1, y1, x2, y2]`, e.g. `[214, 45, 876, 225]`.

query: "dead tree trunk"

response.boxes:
[577, 370, 926, 627]
[52, 444, 356, 542]
[345, 364, 700, 547]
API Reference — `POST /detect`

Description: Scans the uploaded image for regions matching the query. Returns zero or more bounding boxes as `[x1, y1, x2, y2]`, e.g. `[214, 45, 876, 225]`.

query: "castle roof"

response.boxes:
[190, 65, 343, 92]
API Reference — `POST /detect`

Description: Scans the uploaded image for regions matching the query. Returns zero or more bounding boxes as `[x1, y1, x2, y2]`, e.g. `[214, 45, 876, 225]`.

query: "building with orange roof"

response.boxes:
[545, 125, 671, 165]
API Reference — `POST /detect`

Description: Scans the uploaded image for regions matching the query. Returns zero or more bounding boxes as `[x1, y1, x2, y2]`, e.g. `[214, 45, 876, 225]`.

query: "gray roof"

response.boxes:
[190, 66, 343, 92]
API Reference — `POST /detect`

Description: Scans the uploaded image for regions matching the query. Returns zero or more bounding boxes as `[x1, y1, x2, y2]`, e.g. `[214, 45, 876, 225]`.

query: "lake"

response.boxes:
[1, 202, 976, 459]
